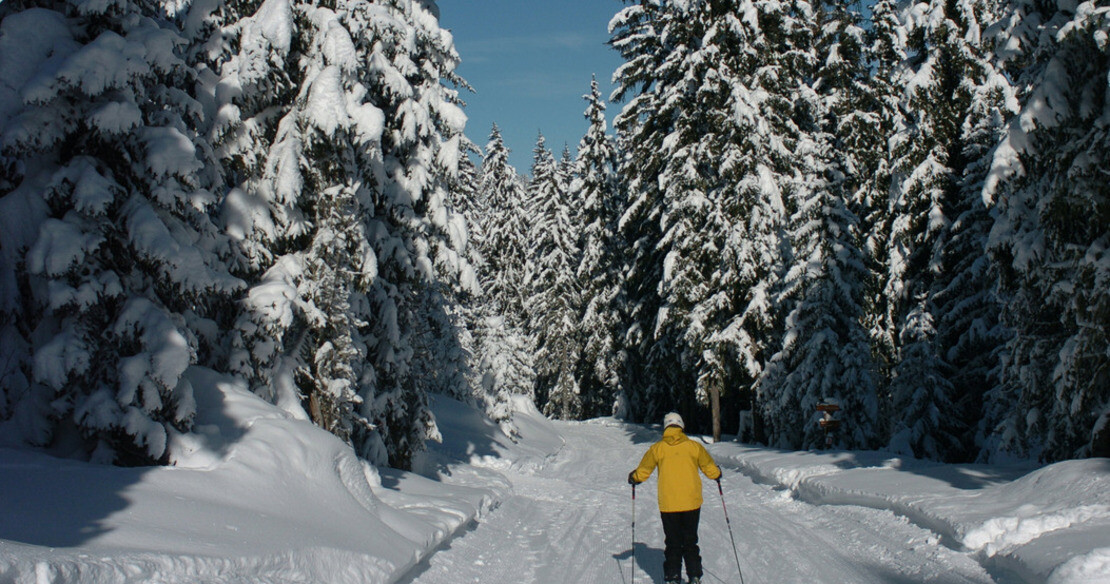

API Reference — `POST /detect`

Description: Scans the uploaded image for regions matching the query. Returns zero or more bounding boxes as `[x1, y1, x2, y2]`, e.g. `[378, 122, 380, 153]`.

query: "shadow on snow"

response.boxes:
[0, 368, 249, 548]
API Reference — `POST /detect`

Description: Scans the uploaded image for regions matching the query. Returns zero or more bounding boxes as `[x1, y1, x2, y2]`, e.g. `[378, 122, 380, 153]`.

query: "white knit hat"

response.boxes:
[663, 412, 684, 429]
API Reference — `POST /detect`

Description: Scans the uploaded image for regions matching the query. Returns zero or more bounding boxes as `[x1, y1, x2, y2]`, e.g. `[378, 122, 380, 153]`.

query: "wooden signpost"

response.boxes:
[817, 402, 841, 448]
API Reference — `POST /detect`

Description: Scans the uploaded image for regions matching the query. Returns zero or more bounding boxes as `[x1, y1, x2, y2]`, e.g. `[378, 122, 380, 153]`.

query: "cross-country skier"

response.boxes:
[628, 412, 722, 584]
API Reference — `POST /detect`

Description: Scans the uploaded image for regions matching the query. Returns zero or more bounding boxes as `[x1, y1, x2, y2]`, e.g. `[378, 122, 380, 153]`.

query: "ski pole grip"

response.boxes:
[716, 477, 723, 494]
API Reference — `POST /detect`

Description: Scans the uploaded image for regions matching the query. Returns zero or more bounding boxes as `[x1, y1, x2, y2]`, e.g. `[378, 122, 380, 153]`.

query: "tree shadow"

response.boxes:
[0, 448, 147, 547]
[409, 395, 519, 479]
[702, 552, 985, 584]
[181, 367, 250, 463]
[618, 421, 667, 446]
[812, 449, 1039, 491]
[613, 542, 665, 584]
[0, 367, 249, 548]
[900, 462, 1039, 490]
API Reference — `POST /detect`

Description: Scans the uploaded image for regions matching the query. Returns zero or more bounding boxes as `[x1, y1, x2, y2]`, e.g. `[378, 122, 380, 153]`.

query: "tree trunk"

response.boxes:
[710, 381, 721, 443]
[308, 391, 324, 430]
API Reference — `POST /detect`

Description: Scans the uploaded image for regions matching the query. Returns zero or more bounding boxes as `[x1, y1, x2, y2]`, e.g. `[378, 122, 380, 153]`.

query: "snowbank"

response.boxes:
[0, 368, 561, 584]
[712, 444, 1110, 583]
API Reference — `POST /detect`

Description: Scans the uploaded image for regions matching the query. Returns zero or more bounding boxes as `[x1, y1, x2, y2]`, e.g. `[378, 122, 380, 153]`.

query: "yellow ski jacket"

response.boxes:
[631, 426, 722, 513]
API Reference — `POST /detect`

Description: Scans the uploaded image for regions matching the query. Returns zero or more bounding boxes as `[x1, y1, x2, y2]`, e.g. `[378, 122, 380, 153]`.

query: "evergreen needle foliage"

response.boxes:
[1, 0, 1106, 467]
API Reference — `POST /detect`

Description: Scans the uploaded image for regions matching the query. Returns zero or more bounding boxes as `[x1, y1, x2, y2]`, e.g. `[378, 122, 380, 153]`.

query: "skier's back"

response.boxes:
[628, 412, 721, 584]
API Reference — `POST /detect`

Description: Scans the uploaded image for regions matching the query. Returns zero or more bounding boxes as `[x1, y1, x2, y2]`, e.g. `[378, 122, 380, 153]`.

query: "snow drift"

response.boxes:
[715, 445, 1110, 583]
[0, 368, 561, 584]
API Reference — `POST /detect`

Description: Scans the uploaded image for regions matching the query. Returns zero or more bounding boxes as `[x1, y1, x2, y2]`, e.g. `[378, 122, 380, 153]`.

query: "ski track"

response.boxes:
[400, 420, 995, 584]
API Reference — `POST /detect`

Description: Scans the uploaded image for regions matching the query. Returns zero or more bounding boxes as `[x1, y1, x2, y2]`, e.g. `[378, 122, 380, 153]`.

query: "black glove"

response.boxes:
[628, 471, 639, 485]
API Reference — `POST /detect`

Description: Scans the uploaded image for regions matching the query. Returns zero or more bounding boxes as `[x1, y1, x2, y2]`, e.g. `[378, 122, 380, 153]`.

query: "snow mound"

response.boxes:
[1049, 548, 1110, 584]
[715, 444, 1110, 584]
[0, 368, 564, 584]
[415, 394, 563, 476]
[964, 505, 1110, 556]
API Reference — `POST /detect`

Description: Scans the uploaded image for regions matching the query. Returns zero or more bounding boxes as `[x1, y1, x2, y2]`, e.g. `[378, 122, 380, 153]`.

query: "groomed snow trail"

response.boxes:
[399, 419, 995, 584]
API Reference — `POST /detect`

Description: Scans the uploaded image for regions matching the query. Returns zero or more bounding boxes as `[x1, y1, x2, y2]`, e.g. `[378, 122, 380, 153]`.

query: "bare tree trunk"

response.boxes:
[308, 391, 324, 430]
[710, 382, 721, 442]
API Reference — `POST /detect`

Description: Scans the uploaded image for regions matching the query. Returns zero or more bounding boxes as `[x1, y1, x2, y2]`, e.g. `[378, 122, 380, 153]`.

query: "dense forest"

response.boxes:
[0, 0, 1107, 468]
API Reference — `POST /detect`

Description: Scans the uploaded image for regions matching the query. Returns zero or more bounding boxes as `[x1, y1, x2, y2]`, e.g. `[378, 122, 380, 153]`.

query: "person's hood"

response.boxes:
[662, 425, 687, 445]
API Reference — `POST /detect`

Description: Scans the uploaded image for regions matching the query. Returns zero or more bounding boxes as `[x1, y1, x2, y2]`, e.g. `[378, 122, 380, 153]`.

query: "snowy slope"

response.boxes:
[0, 369, 561, 584]
[1, 370, 1108, 584]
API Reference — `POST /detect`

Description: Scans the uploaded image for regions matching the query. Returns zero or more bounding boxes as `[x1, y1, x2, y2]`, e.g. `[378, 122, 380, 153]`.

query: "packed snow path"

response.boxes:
[400, 419, 994, 584]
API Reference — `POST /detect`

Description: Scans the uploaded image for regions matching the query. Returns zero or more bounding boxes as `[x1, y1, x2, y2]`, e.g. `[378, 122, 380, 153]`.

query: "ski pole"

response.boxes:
[717, 478, 746, 584]
[631, 483, 637, 584]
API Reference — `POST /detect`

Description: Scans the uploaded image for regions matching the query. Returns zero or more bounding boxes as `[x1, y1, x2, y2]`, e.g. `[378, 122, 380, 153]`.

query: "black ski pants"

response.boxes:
[660, 507, 702, 581]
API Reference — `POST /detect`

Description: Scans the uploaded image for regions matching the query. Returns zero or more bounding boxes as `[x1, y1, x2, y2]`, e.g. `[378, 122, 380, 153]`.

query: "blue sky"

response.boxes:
[436, 0, 626, 173]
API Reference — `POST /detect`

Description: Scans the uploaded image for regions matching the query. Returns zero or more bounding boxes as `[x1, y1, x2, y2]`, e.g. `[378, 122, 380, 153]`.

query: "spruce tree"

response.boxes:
[556, 143, 575, 202]
[758, 0, 881, 450]
[414, 144, 483, 410]
[932, 0, 1013, 461]
[526, 134, 582, 419]
[882, 0, 993, 459]
[364, 0, 475, 468]
[983, 0, 1110, 461]
[651, 3, 739, 438]
[859, 0, 907, 390]
[441, 148, 531, 433]
[470, 124, 535, 425]
[572, 77, 624, 418]
[705, 0, 816, 441]
[610, 0, 750, 430]
[610, 0, 676, 425]
[478, 125, 530, 323]
[0, 0, 243, 463]
[224, 0, 472, 468]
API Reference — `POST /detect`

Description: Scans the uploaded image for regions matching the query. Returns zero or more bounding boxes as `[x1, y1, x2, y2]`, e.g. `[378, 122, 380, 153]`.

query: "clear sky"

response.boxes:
[436, 0, 626, 174]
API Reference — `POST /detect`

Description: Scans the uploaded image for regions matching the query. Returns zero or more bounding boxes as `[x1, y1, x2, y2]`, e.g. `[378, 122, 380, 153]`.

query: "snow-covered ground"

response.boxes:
[0, 369, 536, 584]
[720, 448, 1110, 583]
[1, 370, 1108, 583]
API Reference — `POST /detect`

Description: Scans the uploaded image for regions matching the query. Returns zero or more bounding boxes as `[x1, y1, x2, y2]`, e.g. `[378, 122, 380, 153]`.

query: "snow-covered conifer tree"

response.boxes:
[859, 0, 908, 404]
[884, 0, 965, 338]
[759, 169, 880, 449]
[364, 0, 477, 466]
[469, 124, 535, 424]
[477, 125, 530, 322]
[757, 0, 881, 450]
[610, 0, 840, 435]
[571, 77, 624, 418]
[525, 133, 582, 419]
[469, 312, 535, 436]
[878, 0, 1009, 459]
[410, 144, 482, 408]
[556, 143, 575, 200]
[222, 0, 378, 459]
[609, 0, 676, 425]
[982, 0, 1110, 461]
[450, 149, 486, 250]
[0, 0, 243, 463]
[208, 0, 306, 277]
[929, 0, 1014, 460]
[413, 141, 528, 434]
[695, 0, 826, 442]
[610, 0, 749, 428]
[223, 0, 473, 468]
[889, 300, 959, 458]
